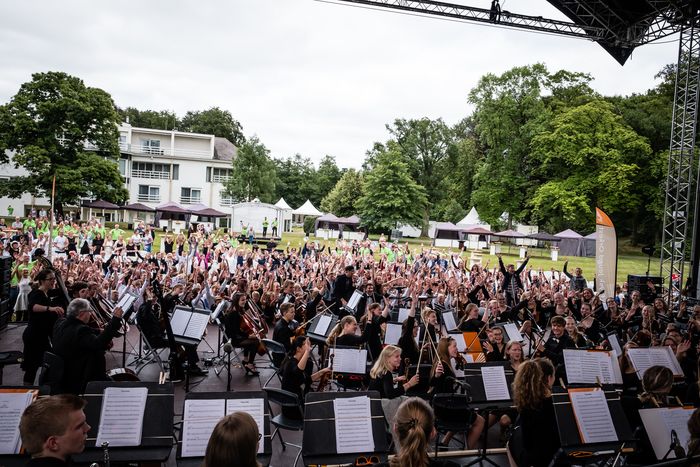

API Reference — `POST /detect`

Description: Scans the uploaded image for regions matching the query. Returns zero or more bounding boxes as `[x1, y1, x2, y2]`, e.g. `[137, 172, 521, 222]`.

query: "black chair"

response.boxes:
[37, 351, 64, 395]
[261, 338, 287, 386]
[432, 393, 475, 451]
[263, 387, 304, 466]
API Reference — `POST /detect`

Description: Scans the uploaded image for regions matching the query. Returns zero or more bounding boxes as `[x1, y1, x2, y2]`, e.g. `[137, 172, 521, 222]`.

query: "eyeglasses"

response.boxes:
[355, 455, 380, 466]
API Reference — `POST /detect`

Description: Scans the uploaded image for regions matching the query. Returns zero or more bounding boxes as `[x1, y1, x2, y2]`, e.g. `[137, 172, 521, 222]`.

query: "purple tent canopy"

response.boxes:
[156, 202, 191, 214]
[528, 232, 562, 242]
[81, 199, 120, 209]
[462, 226, 493, 235]
[121, 202, 154, 212]
[193, 207, 227, 217]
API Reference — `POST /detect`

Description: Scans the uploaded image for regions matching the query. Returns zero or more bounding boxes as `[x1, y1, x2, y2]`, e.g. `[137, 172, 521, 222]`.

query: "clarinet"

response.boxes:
[88, 441, 110, 467]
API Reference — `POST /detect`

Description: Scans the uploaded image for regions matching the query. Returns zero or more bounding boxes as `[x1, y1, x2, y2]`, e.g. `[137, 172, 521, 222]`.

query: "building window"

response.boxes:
[172, 164, 179, 181]
[208, 167, 232, 183]
[220, 190, 234, 206]
[181, 187, 201, 204]
[141, 139, 162, 155]
[137, 185, 160, 203]
[118, 158, 127, 177]
[132, 162, 170, 179]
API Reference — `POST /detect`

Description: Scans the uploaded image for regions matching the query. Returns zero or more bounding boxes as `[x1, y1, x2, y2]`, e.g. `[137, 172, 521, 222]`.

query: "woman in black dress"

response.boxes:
[22, 269, 65, 384]
[221, 293, 262, 375]
[280, 336, 331, 419]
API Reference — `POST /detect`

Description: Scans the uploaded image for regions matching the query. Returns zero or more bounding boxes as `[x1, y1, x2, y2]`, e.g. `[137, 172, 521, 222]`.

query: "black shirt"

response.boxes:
[369, 371, 405, 399]
[517, 397, 559, 467]
[272, 318, 294, 352]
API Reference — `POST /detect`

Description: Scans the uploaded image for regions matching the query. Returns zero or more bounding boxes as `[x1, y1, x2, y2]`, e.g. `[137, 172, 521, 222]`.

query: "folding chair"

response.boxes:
[37, 351, 64, 395]
[131, 321, 167, 375]
[261, 338, 287, 386]
[432, 393, 476, 451]
[263, 387, 304, 467]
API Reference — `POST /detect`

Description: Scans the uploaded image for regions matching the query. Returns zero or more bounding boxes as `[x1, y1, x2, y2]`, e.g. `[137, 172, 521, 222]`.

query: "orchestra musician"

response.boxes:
[430, 337, 485, 449]
[333, 265, 356, 315]
[505, 340, 525, 372]
[280, 336, 331, 419]
[483, 326, 507, 361]
[221, 292, 261, 375]
[272, 302, 296, 353]
[536, 315, 574, 370]
[564, 316, 587, 348]
[368, 345, 419, 399]
[51, 299, 124, 394]
[22, 269, 65, 385]
[458, 303, 485, 333]
[203, 412, 262, 467]
[326, 315, 368, 348]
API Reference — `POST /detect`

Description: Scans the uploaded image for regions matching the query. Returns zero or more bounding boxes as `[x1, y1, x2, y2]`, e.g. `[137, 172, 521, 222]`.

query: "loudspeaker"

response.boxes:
[628, 274, 662, 303]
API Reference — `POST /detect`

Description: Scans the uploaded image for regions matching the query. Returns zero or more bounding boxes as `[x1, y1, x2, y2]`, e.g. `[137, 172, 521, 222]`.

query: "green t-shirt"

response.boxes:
[11, 262, 34, 286]
[111, 228, 124, 241]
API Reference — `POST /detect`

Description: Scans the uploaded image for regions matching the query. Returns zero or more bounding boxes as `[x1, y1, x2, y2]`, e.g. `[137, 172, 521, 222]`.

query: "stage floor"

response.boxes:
[0, 321, 510, 466]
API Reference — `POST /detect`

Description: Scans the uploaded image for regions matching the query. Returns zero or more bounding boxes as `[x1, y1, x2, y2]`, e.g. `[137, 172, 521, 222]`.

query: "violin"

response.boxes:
[239, 306, 267, 356]
[317, 354, 334, 392]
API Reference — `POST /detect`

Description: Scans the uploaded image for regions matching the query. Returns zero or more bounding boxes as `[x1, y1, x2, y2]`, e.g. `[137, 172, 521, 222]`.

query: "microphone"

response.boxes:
[223, 340, 233, 354]
[446, 376, 472, 394]
[671, 429, 687, 458]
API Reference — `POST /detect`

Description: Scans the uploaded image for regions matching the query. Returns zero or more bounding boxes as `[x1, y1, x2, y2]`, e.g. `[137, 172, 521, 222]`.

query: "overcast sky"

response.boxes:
[0, 0, 680, 169]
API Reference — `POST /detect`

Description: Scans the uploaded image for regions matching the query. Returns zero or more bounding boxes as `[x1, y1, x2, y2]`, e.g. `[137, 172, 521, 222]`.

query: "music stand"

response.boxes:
[550, 385, 635, 465]
[73, 381, 174, 465]
[302, 391, 389, 466]
[170, 305, 210, 346]
[306, 312, 338, 347]
[405, 363, 433, 397]
[462, 362, 515, 467]
[176, 391, 272, 467]
[331, 346, 369, 390]
[0, 386, 41, 467]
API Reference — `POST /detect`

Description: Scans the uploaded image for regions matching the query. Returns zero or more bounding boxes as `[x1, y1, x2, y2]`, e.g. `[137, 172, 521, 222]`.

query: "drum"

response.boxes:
[107, 367, 140, 382]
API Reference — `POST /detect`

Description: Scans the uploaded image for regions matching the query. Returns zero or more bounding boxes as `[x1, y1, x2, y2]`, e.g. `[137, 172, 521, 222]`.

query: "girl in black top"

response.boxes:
[509, 358, 559, 467]
[368, 345, 419, 398]
[164, 235, 174, 254]
[221, 293, 261, 375]
[326, 315, 369, 348]
[484, 326, 506, 361]
[92, 233, 104, 256]
[458, 303, 485, 333]
[22, 269, 65, 384]
[280, 336, 331, 419]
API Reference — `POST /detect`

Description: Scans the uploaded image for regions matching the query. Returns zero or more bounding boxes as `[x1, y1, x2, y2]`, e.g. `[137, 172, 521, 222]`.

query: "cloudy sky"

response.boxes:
[0, 1, 680, 169]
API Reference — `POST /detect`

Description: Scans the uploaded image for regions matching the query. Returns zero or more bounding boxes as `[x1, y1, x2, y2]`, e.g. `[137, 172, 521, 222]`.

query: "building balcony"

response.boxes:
[60, 138, 212, 159]
[220, 197, 234, 207]
[132, 169, 170, 180]
[180, 196, 201, 205]
[137, 194, 160, 203]
[211, 175, 231, 183]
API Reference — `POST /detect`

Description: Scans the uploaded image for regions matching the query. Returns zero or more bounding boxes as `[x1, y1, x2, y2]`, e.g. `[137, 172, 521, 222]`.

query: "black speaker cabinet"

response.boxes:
[627, 274, 662, 302]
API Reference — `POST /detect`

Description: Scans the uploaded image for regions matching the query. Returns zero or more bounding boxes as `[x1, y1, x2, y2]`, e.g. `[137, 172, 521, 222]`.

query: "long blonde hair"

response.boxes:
[370, 345, 401, 379]
[326, 315, 356, 346]
[389, 398, 434, 467]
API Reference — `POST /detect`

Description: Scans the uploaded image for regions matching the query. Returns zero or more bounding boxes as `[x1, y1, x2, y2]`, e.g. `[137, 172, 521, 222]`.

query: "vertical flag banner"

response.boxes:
[595, 208, 617, 297]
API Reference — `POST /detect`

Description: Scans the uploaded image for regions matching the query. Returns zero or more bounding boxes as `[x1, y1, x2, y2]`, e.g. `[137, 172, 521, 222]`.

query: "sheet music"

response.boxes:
[384, 323, 402, 345]
[452, 334, 468, 353]
[640, 407, 693, 460]
[333, 396, 375, 454]
[315, 315, 332, 336]
[627, 346, 683, 377]
[183, 312, 209, 339]
[226, 399, 265, 454]
[117, 284, 127, 299]
[332, 348, 367, 374]
[347, 290, 363, 310]
[398, 308, 410, 322]
[170, 308, 191, 336]
[481, 366, 510, 401]
[607, 334, 622, 356]
[564, 350, 622, 385]
[569, 389, 618, 444]
[442, 312, 457, 331]
[96, 387, 148, 447]
[181, 399, 225, 457]
[116, 292, 136, 312]
[0, 392, 34, 454]
[502, 323, 523, 342]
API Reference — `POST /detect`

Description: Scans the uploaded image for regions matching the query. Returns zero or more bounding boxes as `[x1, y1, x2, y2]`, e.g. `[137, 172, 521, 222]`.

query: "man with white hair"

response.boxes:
[52, 299, 124, 394]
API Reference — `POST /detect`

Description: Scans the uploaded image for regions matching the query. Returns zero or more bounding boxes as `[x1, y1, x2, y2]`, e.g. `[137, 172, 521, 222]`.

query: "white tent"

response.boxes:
[292, 199, 323, 225]
[231, 200, 285, 238]
[274, 197, 293, 233]
[457, 207, 490, 230]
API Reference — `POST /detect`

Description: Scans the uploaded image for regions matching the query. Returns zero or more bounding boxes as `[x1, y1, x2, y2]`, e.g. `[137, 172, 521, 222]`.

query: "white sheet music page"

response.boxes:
[564, 350, 621, 385]
[315, 315, 332, 336]
[569, 389, 618, 444]
[226, 399, 265, 454]
[502, 323, 523, 342]
[184, 312, 209, 339]
[333, 396, 375, 454]
[453, 334, 468, 353]
[442, 312, 457, 331]
[0, 392, 34, 454]
[181, 399, 226, 457]
[332, 349, 367, 374]
[96, 387, 148, 447]
[384, 323, 402, 345]
[398, 308, 410, 322]
[661, 407, 693, 454]
[481, 366, 510, 400]
[628, 347, 683, 377]
[116, 292, 136, 312]
[169, 308, 191, 336]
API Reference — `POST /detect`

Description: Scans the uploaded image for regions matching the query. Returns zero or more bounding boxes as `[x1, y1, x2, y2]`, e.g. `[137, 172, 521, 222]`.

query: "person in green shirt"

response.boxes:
[271, 218, 278, 237]
[110, 224, 124, 241]
[262, 217, 269, 237]
[7, 206, 13, 216]
[22, 218, 36, 231]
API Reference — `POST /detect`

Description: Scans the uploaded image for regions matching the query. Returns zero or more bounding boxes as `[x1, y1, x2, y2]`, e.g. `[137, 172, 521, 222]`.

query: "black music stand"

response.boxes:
[462, 362, 515, 467]
[302, 391, 390, 466]
[405, 363, 433, 397]
[176, 391, 272, 467]
[73, 381, 174, 465]
[550, 385, 635, 466]
[170, 305, 209, 346]
[306, 313, 338, 347]
[0, 386, 41, 467]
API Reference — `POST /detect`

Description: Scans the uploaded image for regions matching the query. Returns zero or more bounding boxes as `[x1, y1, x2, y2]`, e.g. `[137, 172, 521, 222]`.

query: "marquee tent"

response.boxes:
[555, 229, 586, 257]
[292, 199, 322, 225]
[275, 197, 293, 232]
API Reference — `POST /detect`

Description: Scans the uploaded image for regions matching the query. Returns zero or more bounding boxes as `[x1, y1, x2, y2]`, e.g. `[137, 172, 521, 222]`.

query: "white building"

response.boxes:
[0, 122, 237, 227]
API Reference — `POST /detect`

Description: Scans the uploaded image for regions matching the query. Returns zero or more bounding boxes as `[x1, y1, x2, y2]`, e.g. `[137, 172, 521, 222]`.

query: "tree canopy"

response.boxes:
[223, 136, 276, 203]
[321, 169, 363, 217]
[0, 71, 127, 210]
[180, 107, 245, 146]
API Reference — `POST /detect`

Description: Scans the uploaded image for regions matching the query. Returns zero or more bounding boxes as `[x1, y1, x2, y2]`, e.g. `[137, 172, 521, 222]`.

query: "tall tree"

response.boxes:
[529, 100, 654, 232]
[224, 136, 276, 203]
[321, 169, 363, 217]
[179, 107, 245, 146]
[0, 71, 127, 211]
[314, 155, 343, 205]
[117, 107, 178, 130]
[273, 155, 316, 208]
[357, 149, 427, 233]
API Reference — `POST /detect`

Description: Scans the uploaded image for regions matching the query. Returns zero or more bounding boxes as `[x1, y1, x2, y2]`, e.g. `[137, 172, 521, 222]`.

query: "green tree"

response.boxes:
[529, 100, 654, 232]
[0, 71, 127, 211]
[273, 155, 316, 208]
[224, 135, 276, 203]
[180, 107, 245, 146]
[320, 169, 363, 217]
[314, 155, 343, 204]
[356, 149, 427, 233]
[117, 107, 178, 130]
